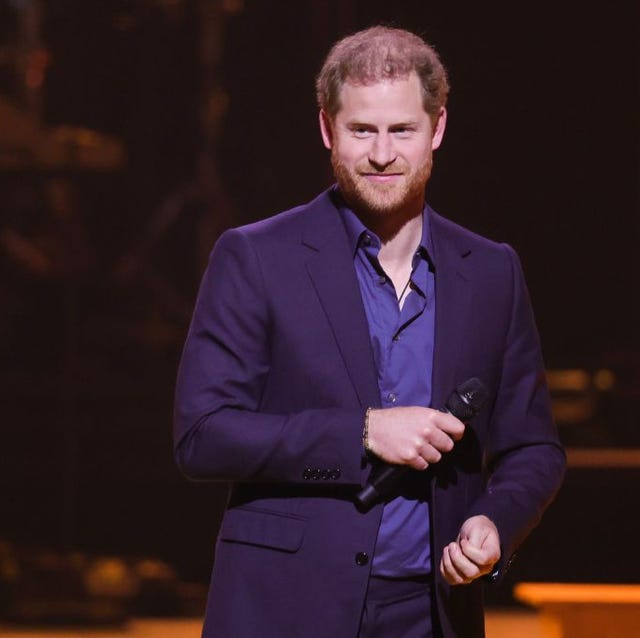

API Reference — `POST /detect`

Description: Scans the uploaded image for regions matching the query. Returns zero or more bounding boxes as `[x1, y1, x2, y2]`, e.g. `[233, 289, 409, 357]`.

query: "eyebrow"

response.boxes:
[345, 120, 420, 129]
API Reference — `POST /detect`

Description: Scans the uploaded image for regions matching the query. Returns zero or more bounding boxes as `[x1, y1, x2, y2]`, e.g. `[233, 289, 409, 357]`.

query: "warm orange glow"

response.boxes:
[546, 369, 590, 392]
[593, 368, 616, 391]
[566, 448, 640, 468]
[515, 582, 640, 605]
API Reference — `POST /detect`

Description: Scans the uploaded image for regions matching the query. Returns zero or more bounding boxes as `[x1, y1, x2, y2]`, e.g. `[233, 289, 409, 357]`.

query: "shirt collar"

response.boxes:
[332, 186, 435, 264]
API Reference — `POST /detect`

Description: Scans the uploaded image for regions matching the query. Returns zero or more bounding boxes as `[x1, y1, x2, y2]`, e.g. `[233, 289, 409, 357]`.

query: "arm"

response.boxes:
[442, 244, 566, 584]
[173, 228, 367, 485]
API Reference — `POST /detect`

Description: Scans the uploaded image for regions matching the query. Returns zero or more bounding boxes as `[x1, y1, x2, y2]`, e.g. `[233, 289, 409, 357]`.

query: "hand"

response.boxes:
[366, 406, 465, 470]
[440, 515, 501, 585]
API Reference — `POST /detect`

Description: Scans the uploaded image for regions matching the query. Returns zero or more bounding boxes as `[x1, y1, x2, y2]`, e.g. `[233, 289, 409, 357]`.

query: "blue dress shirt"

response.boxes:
[337, 194, 436, 577]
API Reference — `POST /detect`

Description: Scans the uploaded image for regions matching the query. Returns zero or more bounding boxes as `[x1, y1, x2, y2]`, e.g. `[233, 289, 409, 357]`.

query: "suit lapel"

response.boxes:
[430, 211, 473, 408]
[301, 194, 380, 410]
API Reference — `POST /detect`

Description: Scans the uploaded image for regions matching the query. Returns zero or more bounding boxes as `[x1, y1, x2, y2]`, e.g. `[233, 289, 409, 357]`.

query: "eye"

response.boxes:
[353, 127, 373, 139]
[348, 124, 374, 139]
[391, 126, 415, 138]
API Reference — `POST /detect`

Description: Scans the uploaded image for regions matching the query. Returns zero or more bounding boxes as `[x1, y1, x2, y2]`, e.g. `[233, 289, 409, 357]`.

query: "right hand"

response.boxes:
[366, 406, 465, 470]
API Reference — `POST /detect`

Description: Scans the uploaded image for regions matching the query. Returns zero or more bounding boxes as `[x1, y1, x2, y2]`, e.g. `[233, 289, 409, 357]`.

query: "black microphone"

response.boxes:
[355, 378, 488, 510]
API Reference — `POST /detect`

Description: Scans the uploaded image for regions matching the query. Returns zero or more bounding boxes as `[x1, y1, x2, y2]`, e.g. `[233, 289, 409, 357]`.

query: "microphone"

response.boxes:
[355, 378, 488, 510]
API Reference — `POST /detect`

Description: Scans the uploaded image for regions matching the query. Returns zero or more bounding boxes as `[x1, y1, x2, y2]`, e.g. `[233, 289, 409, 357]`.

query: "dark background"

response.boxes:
[0, 0, 638, 605]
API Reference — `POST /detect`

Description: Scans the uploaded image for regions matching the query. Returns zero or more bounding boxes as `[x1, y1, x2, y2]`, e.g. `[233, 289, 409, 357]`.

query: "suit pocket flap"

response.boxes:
[218, 506, 305, 553]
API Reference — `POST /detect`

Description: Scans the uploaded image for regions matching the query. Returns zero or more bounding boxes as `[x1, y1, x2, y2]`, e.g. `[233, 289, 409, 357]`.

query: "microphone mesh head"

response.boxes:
[445, 378, 488, 421]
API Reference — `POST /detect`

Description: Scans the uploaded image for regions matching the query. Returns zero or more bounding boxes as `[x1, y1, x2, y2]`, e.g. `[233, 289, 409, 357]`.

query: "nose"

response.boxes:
[368, 133, 396, 169]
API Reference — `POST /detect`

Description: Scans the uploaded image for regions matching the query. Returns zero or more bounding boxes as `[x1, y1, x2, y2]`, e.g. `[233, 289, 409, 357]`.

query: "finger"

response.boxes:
[440, 545, 467, 586]
[463, 521, 490, 548]
[460, 537, 500, 569]
[420, 427, 455, 453]
[429, 411, 466, 440]
[459, 538, 490, 564]
[460, 520, 500, 560]
[448, 542, 481, 581]
[417, 443, 443, 464]
[409, 455, 430, 471]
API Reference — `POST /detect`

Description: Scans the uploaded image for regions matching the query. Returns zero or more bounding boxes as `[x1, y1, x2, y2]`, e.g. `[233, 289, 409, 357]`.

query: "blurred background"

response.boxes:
[0, 0, 638, 633]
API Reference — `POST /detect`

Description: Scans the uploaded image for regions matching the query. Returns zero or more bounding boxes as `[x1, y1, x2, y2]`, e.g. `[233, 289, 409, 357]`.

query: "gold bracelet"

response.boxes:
[363, 407, 373, 453]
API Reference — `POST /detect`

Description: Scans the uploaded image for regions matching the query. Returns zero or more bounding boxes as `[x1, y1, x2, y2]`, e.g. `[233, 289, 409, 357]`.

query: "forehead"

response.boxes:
[336, 73, 426, 121]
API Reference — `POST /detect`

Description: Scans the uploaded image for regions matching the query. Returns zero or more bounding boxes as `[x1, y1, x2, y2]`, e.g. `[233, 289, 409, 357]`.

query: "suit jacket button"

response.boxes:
[320, 469, 329, 480]
[355, 552, 369, 566]
[303, 468, 312, 480]
[331, 468, 341, 479]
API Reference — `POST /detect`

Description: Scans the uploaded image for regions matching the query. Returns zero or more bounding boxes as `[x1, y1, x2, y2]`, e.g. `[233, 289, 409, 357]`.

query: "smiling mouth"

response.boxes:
[362, 175, 403, 187]
[361, 173, 404, 181]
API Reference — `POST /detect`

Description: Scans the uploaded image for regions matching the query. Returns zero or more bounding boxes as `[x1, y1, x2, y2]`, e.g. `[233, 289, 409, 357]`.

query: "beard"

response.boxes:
[331, 150, 432, 218]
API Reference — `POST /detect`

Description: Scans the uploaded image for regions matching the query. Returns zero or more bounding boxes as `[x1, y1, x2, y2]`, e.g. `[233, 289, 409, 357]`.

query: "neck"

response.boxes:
[349, 208, 422, 294]
[375, 212, 422, 275]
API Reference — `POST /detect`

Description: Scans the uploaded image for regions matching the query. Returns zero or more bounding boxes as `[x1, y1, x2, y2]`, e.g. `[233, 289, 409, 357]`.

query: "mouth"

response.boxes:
[361, 173, 404, 184]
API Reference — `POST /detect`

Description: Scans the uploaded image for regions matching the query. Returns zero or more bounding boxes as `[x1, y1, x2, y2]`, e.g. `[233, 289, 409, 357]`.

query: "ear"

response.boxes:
[319, 110, 333, 149]
[431, 107, 447, 151]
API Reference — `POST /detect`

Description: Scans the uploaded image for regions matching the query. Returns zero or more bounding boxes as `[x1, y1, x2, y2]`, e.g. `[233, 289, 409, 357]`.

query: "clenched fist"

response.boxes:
[440, 515, 501, 585]
[366, 406, 465, 470]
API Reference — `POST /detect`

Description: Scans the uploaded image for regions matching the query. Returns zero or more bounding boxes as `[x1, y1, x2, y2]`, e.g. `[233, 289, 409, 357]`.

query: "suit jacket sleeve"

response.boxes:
[466, 243, 566, 576]
[173, 227, 368, 486]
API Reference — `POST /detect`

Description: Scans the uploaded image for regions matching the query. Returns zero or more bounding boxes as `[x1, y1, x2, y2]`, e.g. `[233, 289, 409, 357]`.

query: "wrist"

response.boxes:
[363, 407, 374, 455]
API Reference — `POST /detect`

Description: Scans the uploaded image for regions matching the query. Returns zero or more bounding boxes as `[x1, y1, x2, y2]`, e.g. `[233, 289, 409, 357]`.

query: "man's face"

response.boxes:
[320, 73, 446, 217]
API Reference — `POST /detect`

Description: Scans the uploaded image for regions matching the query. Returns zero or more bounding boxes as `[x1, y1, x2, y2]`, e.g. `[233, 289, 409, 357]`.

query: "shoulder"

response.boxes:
[429, 206, 509, 256]
[429, 206, 522, 263]
[428, 207, 524, 287]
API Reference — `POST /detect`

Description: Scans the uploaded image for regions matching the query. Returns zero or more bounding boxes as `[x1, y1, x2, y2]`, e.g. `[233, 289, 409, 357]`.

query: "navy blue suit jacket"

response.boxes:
[174, 188, 565, 637]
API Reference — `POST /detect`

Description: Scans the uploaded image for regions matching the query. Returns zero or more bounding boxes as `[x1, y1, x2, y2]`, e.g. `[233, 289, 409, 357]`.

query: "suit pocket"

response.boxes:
[218, 506, 306, 553]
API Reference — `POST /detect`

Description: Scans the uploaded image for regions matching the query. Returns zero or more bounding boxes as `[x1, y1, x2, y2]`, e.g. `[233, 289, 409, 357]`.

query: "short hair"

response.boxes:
[316, 26, 449, 123]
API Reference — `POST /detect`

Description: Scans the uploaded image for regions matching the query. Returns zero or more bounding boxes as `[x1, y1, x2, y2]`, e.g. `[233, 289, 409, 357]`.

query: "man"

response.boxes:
[174, 26, 565, 637]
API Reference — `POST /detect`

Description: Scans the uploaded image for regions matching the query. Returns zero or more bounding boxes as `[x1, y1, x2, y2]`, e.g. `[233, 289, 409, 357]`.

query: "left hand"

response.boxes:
[440, 515, 501, 585]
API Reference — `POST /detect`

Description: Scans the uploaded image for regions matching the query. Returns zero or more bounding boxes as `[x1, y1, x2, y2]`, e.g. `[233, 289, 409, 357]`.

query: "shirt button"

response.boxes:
[355, 552, 369, 566]
[378, 275, 386, 284]
[387, 392, 397, 403]
[363, 234, 372, 246]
